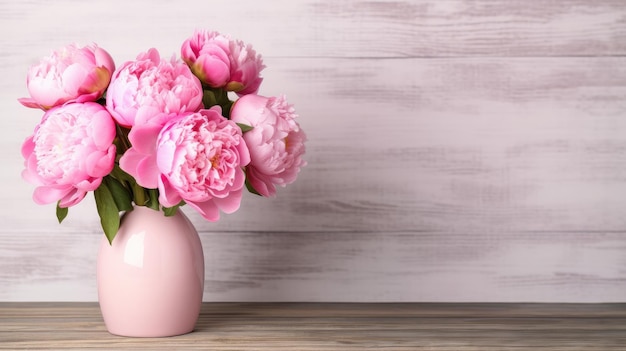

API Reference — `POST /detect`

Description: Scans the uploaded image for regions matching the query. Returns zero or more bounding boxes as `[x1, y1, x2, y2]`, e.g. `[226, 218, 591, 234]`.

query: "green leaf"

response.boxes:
[202, 90, 217, 108]
[104, 176, 132, 212]
[56, 202, 68, 223]
[163, 201, 185, 217]
[162, 206, 178, 217]
[245, 177, 262, 196]
[127, 178, 147, 206]
[236, 123, 254, 133]
[110, 164, 133, 183]
[221, 100, 234, 119]
[146, 188, 160, 211]
[94, 184, 120, 245]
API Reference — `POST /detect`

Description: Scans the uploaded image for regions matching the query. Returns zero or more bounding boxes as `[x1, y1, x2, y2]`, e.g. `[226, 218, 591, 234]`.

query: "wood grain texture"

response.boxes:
[0, 0, 624, 58]
[1, 0, 625, 302]
[2, 230, 626, 302]
[1, 303, 625, 350]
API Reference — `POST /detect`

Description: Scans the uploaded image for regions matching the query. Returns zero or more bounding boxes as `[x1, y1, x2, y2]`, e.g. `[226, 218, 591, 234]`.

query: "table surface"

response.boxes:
[1, 303, 625, 350]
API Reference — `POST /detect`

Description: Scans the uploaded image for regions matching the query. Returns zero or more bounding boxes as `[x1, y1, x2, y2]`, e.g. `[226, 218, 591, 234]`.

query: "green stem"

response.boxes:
[131, 181, 146, 206]
[222, 99, 234, 119]
[115, 124, 132, 152]
[147, 188, 160, 210]
[113, 126, 148, 207]
[202, 87, 233, 116]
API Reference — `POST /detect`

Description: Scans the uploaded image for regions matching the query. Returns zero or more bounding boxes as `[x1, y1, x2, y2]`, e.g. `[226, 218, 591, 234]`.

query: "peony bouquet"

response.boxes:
[19, 30, 307, 243]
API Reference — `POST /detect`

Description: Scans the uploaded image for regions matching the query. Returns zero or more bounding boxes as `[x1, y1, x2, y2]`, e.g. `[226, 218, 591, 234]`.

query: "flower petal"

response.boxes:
[212, 188, 243, 214]
[135, 155, 160, 189]
[18, 97, 43, 109]
[33, 185, 73, 205]
[158, 175, 182, 208]
[128, 122, 162, 155]
[186, 199, 220, 221]
[59, 189, 88, 208]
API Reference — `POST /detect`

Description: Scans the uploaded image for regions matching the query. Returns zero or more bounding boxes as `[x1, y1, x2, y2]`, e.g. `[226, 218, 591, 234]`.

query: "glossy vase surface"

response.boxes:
[97, 206, 204, 337]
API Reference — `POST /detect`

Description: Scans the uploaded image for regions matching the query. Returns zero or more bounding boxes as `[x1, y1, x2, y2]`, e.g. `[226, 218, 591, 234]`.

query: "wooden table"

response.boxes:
[1, 303, 625, 350]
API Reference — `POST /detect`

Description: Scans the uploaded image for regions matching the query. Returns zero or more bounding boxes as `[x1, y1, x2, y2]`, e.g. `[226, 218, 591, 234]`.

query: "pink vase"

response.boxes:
[97, 206, 204, 337]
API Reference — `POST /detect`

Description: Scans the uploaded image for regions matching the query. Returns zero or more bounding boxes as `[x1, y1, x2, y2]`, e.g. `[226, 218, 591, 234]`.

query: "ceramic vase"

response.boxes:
[97, 206, 204, 337]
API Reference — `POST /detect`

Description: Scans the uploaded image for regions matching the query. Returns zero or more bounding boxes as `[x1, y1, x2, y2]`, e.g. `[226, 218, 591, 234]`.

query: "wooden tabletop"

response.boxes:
[1, 303, 625, 350]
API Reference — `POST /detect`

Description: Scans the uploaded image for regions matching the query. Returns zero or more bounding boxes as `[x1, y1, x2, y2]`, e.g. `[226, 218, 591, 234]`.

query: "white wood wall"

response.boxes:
[1, 0, 625, 302]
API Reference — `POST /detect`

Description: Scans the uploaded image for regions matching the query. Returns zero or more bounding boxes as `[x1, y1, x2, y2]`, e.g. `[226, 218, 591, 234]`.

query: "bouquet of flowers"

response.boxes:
[19, 30, 307, 243]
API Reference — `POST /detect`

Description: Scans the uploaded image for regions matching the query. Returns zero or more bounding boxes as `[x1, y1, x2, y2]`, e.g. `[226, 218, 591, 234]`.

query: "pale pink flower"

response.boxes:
[230, 94, 306, 197]
[120, 107, 250, 221]
[181, 30, 231, 88]
[18, 43, 115, 110]
[106, 48, 203, 127]
[181, 30, 264, 94]
[21, 102, 116, 207]
[227, 39, 264, 95]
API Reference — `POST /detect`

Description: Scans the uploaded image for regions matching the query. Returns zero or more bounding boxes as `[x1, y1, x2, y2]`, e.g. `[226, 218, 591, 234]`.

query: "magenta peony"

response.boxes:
[120, 107, 250, 221]
[230, 94, 306, 197]
[21, 102, 117, 207]
[181, 29, 264, 95]
[19, 44, 115, 110]
[106, 48, 203, 127]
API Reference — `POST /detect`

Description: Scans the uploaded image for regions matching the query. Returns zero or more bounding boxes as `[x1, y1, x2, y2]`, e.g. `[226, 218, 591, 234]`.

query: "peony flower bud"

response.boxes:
[19, 43, 115, 110]
[181, 30, 264, 95]
[181, 30, 231, 88]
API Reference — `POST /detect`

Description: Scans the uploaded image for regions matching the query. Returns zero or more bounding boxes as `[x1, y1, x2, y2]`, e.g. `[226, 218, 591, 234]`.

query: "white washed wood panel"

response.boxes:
[0, 0, 625, 302]
[0, 0, 623, 60]
[2, 230, 625, 302]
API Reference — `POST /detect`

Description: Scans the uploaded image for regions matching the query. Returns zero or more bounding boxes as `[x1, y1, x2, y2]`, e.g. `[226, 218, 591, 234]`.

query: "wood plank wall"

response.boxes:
[0, 0, 625, 302]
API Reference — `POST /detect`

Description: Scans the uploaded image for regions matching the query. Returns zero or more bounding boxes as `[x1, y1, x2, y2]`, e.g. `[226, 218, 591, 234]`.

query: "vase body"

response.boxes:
[97, 206, 204, 337]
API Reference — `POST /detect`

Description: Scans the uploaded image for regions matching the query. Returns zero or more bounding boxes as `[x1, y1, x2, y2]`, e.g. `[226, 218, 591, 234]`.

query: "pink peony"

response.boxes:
[227, 38, 265, 95]
[230, 94, 306, 197]
[119, 107, 250, 221]
[18, 44, 115, 110]
[181, 30, 264, 94]
[21, 102, 117, 207]
[181, 30, 231, 88]
[106, 48, 203, 127]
